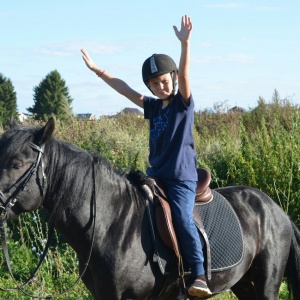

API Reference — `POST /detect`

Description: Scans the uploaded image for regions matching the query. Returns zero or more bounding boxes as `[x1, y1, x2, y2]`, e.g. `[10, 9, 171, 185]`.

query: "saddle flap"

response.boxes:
[155, 196, 181, 258]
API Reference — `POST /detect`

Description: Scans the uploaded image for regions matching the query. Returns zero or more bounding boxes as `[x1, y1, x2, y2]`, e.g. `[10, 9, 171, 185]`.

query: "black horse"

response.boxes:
[0, 118, 299, 300]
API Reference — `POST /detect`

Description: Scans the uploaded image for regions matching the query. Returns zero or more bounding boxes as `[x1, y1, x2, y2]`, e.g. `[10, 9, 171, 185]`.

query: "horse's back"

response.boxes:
[215, 185, 292, 232]
[216, 185, 288, 216]
[210, 186, 294, 299]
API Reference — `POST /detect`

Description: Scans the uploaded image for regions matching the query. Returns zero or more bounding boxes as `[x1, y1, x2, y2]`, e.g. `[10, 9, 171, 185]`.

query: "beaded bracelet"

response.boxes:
[96, 70, 105, 77]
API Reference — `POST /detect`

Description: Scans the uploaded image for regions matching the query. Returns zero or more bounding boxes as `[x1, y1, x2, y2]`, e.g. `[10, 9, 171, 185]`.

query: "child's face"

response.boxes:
[148, 73, 175, 100]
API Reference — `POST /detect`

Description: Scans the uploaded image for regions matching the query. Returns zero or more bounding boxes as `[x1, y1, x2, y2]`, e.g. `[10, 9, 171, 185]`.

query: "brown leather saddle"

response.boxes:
[195, 168, 213, 203]
[145, 168, 213, 278]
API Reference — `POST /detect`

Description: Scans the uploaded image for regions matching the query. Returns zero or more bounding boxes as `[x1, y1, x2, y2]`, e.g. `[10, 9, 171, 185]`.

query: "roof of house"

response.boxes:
[228, 106, 246, 113]
[77, 113, 95, 120]
[121, 108, 143, 115]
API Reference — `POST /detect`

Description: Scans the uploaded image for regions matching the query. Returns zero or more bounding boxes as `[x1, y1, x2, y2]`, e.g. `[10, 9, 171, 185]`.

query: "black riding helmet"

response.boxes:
[142, 54, 178, 95]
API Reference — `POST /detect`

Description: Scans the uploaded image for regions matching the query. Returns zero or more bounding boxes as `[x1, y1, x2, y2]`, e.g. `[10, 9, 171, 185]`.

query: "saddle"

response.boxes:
[143, 168, 213, 277]
[195, 168, 213, 203]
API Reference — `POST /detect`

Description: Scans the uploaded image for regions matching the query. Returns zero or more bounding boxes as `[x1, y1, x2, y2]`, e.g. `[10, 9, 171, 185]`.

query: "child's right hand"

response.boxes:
[81, 49, 99, 72]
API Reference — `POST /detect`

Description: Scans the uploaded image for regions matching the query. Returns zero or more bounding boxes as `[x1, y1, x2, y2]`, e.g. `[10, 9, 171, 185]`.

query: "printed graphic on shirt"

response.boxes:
[150, 108, 170, 139]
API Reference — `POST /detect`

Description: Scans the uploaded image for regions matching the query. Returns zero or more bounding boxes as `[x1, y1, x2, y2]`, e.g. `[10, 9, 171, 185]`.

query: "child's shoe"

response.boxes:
[188, 276, 212, 298]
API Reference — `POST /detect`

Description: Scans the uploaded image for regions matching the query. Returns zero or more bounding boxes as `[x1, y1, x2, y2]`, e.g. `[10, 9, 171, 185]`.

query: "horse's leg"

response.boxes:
[231, 278, 256, 300]
[251, 249, 287, 300]
[251, 214, 292, 299]
[78, 259, 98, 299]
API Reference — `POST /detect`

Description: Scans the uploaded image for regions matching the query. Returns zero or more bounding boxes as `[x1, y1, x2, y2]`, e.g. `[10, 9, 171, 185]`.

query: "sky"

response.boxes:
[1, 0, 300, 117]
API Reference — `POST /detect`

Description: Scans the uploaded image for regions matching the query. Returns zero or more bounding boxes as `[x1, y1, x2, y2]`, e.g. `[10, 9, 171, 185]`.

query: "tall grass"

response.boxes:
[0, 211, 92, 299]
[193, 96, 300, 224]
[0, 94, 299, 298]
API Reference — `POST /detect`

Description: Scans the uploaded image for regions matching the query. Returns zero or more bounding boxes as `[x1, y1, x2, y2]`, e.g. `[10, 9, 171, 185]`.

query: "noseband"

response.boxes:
[0, 142, 46, 218]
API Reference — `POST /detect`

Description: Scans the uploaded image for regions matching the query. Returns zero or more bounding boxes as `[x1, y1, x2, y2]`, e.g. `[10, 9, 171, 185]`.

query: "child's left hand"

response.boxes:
[173, 15, 193, 43]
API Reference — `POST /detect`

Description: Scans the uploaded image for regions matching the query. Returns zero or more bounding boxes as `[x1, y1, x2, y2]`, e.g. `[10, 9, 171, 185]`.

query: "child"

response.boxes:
[81, 15, 212, 298]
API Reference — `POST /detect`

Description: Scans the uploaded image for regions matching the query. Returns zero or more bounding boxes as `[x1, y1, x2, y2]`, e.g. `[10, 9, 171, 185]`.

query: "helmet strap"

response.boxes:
[171, 71, 177, 95]
[145, 83, 155, 95]
[144, 71, 177, 98]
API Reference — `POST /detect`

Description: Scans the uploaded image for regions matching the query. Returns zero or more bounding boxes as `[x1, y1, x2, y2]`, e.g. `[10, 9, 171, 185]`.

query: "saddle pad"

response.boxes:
[195, 190, 244, 272]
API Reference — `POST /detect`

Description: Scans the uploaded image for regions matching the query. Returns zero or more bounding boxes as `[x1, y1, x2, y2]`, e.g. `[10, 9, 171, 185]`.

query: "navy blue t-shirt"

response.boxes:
[143, 92, 198, 181]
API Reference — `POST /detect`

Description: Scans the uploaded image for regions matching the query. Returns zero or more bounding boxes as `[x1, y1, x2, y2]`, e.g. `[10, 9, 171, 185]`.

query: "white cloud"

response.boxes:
[31, 42, 122, 57]
[204, 3, 248, 9]
[0, 12, 13, 17]
[254, 6, 281, 12]
[194, 54, 255, 64]
[32, 48, 73, 57]
[203, 3, 280, 12]
[197, 42, 213, 48]
[80, 43, 122, 55]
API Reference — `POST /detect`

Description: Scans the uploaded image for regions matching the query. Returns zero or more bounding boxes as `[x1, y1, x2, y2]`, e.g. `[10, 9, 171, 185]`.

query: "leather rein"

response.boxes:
[0, 141, 97, 299]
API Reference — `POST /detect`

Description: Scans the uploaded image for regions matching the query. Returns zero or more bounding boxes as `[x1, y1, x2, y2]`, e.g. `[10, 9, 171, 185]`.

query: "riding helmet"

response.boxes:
[142, 54, 177, 83]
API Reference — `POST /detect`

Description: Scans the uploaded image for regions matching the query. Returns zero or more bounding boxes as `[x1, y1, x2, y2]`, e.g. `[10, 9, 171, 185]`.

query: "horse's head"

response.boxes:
[0, 118, 55, 219]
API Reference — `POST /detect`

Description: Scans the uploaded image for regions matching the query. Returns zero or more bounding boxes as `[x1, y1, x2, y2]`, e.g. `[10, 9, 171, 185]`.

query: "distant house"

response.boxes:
[76, 113, 96, 120]
[18, 112, 32, 123]
[110, 107, 143, 118]
[121, 108, 143, 115]
[228, 106, 246, 113]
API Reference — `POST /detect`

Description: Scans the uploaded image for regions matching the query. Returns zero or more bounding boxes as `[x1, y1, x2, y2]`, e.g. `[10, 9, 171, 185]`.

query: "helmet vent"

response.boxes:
[150, 56, 158, 74]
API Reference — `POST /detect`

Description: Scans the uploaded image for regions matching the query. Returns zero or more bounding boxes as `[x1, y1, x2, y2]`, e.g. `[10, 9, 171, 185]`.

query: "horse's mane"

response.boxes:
[0, 124, 147, 221]
[44, 135, 149, 222]
[44, 135, 131, 219]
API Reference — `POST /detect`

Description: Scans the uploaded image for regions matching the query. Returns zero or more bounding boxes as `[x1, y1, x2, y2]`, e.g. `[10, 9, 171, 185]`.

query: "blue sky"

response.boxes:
[1, 0, 300, 117]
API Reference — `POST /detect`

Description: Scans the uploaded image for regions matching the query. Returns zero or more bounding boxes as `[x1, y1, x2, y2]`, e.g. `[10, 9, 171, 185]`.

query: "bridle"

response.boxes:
[0, 141, 97, 299]
[0, 142, 46, 218]
[0, 141, 48, 296]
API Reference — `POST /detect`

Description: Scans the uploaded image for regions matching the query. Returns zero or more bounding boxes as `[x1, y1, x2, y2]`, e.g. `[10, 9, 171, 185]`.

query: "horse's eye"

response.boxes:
[12, 163, 22, 169]
[11, 162, 23, 169]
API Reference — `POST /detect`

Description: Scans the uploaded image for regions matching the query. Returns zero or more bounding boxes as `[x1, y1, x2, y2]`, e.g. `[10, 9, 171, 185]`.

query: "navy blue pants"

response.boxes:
[162, 179, 204, 276]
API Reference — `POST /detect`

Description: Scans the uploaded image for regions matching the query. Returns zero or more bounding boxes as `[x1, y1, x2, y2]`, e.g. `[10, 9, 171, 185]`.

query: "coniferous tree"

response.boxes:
[27, 70, 73, 121]
[0, 73, 18, 126]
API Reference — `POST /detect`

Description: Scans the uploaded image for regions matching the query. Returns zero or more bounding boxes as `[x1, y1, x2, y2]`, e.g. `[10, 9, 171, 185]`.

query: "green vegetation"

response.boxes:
[0, 92, 298, 298]
[0, 73, 18, 127]
[194, 95, 300, 225]
[27, 70, 73, 122]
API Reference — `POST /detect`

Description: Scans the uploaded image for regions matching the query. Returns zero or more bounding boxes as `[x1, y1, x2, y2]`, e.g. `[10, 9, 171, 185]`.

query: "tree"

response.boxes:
[27, 70, 73, 121]
[0, 73, 18, 126]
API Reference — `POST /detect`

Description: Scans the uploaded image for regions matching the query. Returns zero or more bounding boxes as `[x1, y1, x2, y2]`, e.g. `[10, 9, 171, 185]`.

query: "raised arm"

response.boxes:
[81, 49, 144, 109]
[173, 15, 193, 104]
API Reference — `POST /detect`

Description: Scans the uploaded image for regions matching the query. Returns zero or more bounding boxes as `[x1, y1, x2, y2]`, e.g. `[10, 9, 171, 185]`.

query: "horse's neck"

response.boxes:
[98, 171, 145, 225]
[49, 166, 146, 256]
[45, 163, 155, 294]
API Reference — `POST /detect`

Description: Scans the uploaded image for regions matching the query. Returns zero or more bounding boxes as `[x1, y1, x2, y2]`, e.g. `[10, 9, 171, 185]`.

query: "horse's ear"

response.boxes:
[35, 118, 55, 145]
[10, 115, 18, 129]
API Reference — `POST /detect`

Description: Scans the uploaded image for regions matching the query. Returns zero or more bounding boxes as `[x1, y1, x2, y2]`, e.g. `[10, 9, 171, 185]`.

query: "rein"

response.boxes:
[0, 142, 97, 299]
[0, 218, 55, 294]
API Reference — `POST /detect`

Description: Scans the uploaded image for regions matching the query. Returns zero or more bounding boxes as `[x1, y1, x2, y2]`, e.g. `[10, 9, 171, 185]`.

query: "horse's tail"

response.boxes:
[285, 220, 300, 299]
